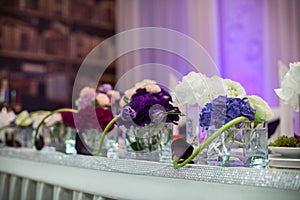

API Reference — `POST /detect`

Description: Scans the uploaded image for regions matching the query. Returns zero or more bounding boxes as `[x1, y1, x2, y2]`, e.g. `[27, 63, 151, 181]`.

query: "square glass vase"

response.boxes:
[76, 126, 119, 158]
[120, 123, 173, 163]
[206, 122, 268, 168]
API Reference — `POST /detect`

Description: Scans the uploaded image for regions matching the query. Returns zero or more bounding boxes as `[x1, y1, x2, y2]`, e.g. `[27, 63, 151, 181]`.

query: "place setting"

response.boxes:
[268, 136, 300, 169]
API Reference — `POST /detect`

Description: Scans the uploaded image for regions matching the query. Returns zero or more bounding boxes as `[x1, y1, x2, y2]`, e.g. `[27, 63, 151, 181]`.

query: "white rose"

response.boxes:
[107, 90, 121, 101]
[124, 88, 136, 100]
[15, 110, 33, 126]
[96, 93, 110, 107]
[134, 79, 156, 89]
[119, 96, 127, 107]
[79, 87, 96, 97]
[247, 95, 273, 123]
[145, 84, 161, 93]
[224, 79, 246, 98]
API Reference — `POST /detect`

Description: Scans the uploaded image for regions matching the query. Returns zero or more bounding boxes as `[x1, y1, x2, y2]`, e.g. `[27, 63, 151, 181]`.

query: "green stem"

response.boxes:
[33, 108, 78, 145]
[173, 116, 248, 168]
[92, 114, 120, 155]
[0, 124, 10, 132]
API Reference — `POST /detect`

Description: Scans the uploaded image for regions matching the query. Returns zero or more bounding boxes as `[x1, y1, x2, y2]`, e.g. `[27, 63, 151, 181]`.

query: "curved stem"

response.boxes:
[0, 124, 10, 132]
[33, 108, 78, 145]
[92, 114, 120, 155]
[173, 116, 248, 168]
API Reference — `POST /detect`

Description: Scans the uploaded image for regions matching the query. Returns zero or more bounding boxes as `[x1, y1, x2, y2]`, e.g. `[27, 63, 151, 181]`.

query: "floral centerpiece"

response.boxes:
[102, 80, 182, 161]
[0, 108, 60, 148]
[33, 83, 120, 156]
[172, 72, 272, 168]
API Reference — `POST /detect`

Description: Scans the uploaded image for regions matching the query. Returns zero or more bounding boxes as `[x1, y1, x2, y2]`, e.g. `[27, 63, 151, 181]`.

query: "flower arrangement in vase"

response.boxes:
[172, 72, 273, 168]
[0, 109, 61, 149]
[112, 80, 182, 162]
[33, 83, 120, 157]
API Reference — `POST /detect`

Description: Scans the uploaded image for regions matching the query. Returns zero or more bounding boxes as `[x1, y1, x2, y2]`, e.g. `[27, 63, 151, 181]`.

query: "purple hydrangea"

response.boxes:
[199, 96, 255, 130]
[117, 88, 181, 128]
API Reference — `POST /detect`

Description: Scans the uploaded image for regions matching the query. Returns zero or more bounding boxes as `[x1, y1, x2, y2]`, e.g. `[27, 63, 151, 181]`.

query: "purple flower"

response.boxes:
[199, 96, 255, 129]
[117, 88, 181, 127]
[149, 107, 166, 124]
[120, 105, 137, 121]
[98, 84, 112, 93]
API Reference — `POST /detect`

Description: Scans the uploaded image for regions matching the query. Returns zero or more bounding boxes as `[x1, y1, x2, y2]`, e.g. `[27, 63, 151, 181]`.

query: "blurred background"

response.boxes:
[0, 0, 299, 112]
[0, 0, 116, 111]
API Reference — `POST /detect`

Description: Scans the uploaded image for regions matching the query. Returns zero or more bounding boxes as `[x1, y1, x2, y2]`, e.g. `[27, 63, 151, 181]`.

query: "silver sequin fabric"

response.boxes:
[0, 147, 299, 191]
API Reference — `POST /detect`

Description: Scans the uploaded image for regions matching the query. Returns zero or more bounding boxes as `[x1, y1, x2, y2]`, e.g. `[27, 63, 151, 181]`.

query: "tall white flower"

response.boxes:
[275, 61, 300, 111]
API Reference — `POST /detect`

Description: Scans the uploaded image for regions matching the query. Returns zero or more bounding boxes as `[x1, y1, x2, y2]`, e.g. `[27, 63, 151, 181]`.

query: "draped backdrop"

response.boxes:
[115, 0, 300, 134]
[117, 0, 300, 106]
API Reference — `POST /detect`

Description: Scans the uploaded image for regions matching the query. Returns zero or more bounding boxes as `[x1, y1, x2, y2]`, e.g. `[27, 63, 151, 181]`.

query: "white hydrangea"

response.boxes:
[174, 72, 227, 107]
[275, 61, 300, 111]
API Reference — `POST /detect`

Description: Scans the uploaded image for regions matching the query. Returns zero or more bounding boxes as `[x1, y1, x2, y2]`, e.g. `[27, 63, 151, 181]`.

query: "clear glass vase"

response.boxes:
[206, 127, 244, 167]
[120, 123, 173, 162]
[3, 126, 33, 148]
[76, 126, 119, 158]
[243, 122, 268, 168]
[185, 104, 201, 147]
[185, 104, 207, 163]
[15, 126, 33, 148]
[43, 123, 76, 154]
[206, 122, 268, 168]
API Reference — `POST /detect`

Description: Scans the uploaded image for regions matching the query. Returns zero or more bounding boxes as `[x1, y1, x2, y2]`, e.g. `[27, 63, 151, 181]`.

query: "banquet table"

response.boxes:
[0, 147, 299, 200]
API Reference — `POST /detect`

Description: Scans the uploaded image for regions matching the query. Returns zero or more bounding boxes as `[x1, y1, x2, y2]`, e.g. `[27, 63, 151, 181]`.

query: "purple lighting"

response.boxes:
[218, 0, 264, 98]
